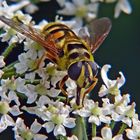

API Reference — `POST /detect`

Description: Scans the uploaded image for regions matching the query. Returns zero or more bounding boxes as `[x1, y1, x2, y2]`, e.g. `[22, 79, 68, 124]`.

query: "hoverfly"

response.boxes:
[0, 16, 111, 106]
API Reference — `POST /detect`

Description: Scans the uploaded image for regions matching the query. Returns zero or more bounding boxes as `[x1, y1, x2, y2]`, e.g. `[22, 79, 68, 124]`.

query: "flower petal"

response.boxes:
[89, 116, 100, 126]
[114, 0, 132, 18]
[92, 137, 102, 140]
[54, 125, 66, 136]
[34, 134, 48, 140]
[0, 56, 5, 68]
[31, 119, 42, 133]
[101, 64, 115, 88]
[57, 2, 76, 15]
[117, 72, 125, 88]
[37, 95, 51, 107]
[113, 134, 123, 140]
[63, 118, 76, 128]
[43, 122, 54, 133]
[101, 127, 112, 139]
[98, 85, 109, 97]
[10, 105, 22, 116]
[126, 129, 137, 139]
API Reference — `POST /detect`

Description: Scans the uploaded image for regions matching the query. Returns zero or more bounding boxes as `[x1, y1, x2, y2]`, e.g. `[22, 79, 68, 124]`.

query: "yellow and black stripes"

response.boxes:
[66, 43, 93, 63]
[42, 23, 77, 44]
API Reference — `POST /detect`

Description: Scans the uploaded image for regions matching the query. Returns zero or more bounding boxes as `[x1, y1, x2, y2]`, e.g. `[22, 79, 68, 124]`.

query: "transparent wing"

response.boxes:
[79, 17, 112, 53]
[88, 17, 112, 53]
[0, 16, 58, 57]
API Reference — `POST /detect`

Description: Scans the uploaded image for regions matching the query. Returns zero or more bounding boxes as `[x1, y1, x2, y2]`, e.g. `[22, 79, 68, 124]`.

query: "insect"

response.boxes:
[0, 16, 111, 106]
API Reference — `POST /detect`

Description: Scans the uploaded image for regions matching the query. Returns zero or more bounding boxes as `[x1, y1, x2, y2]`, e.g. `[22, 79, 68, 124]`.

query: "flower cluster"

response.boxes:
[0, 0, 138, 140]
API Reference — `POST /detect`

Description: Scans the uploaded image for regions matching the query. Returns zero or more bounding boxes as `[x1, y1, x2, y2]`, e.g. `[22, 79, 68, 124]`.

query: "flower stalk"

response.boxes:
[110, 120, 115, 130]
[1, 43, 17, 59]
[73, 115, 88, 140]
[118, 123, 128, 134]
[92, 123, 96, 137]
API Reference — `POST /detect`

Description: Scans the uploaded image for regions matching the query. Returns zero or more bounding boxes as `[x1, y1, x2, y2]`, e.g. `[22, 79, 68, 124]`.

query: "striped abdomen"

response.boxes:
[41, 22, 77, 49]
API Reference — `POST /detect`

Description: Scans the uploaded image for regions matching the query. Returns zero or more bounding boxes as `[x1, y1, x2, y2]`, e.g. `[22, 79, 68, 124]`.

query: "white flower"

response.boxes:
[76, 99, 111, 126]
[0, 77, 24, 102]
[102, 94, 138, 127]
[25, 72, 36, 83]
[14, 52, 37, 74]
[113, 102, 138, 127]
[36, 95, 52, 107]
[22, 101, 75, 134]
[103, 0, 132, 18]
[13, 118, 47, 140]
[41, 102, 75, 136]
[126, 118, 140, 139]
[43, 114, 75, 136]
[0, 78, 22, 115]
[0, 114, 15, 133]
[99, 64, 125, 97]
[0, 0, 30, 19]
[114, 0, 132, 18]
[0, 10, 32, 44]
[92, 126, 123, 140]
[0, 97, 19, 132]
[46, 87, 61, 98]
[57, 0, 99, 25]
[0, 95, 22, 116]
[22, 84, 38, 104]
[73, 99, 111, 126]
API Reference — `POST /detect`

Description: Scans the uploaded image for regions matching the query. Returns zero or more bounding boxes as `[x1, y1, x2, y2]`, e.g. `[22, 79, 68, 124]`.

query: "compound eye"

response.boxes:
[68, 62, 82, 81]
[88, 62, 98, 76]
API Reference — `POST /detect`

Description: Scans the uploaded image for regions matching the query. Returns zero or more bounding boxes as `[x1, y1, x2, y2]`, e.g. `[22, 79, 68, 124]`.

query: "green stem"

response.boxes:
[16, 91, 27, 99]
[110, 120, 115, 130]
[1, 43, 17, 59]
[117, 123, 127, 134]
[25, 79, 40, 84]
[72, 115, 88, 140]
[82, 118, 88, 140]
[2, 61, 18, 71]
[92, 123, 96, 137]
[55, 96, 66, 102]
[1, 70, 16, 79]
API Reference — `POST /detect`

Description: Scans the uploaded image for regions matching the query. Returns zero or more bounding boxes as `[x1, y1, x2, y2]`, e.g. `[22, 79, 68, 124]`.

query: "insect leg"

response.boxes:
[76, 86, 81, 106]
[35, 52, 47, 69]
[82, 77, 98, 106]
[59, 75, 69, 105]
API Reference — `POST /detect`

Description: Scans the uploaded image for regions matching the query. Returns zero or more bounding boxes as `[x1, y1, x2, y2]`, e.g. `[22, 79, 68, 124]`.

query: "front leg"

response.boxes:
[59, 75, 69, 105]
[82, 77, 98, 106]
